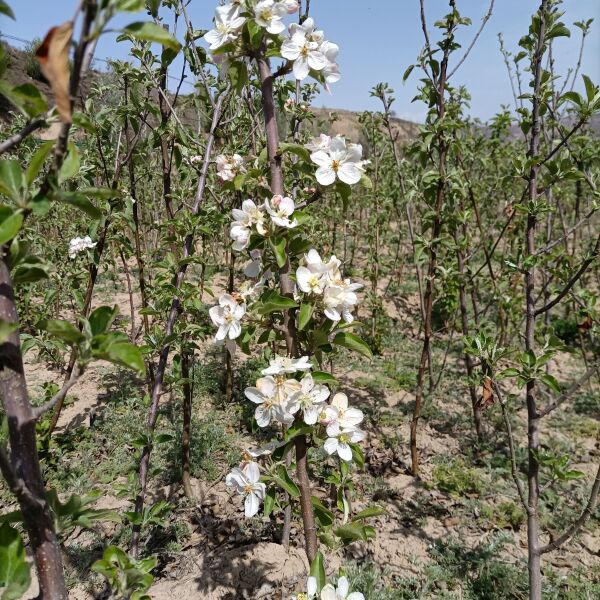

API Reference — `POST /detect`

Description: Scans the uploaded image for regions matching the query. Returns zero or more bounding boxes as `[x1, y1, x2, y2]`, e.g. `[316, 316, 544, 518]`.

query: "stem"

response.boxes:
[524, 3, 548, 597]
[130, 88, 229, 557]
[181, 347, 193, 499]
[0, 258, 68, 599]
[255, 48, 317, 560]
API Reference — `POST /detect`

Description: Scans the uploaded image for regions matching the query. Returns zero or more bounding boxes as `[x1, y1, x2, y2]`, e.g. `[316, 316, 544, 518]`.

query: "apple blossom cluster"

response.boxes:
[306, 135, 368, 186]
[292, 576, 365, 600]
[216, 153, 245, 182]
[225, 356, 365, 517]
[68, 236, 96, 259]
[203, 1, 340, 87]
[230, 195, 298, 251]
[296, 249, 362, 324]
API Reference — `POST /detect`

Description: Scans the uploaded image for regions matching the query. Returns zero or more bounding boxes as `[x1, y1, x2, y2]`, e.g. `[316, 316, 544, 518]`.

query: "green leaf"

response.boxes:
[256, 290, 298, 315]
[227, 61, 248, 94]
[279, 142, 310, 162]
[116, 0, 145, 11]
[311, 371, 338, 385]
[284, 422, 313, 442]
[25, 141, 55, 187]
[263, 487, 276, 518]
[58, 192, 102, 219]
[403, 64, 415, 81]
[122, 22, 181, 52]
[145, 0, 161, 17]
[41, 319, 85, 344]
[334, 521, 375, 544]
[58, 144, 80, 183]
[101, 341, 146, 374]
[539, 373, 561, 394]
[273, 465, 300, 498]
[269, 236, 287, 268]
[311, 497, 334, 527]
[0, 1, 15, 19]
[0, 523, 31, 600]
[0, 212, 23, 245]
[297, 302, 314, 331]
[351, 505, 386, 521]
[0, 83, 47, 118]
[88, 305, 119, 337]
[0, 161, 23, 201]
[309, 551, 326, 592]
[332, 332, 372, 359]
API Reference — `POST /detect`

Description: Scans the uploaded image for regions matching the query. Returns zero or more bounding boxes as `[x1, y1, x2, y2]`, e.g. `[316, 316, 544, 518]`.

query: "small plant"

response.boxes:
[91, 546, 157, 600]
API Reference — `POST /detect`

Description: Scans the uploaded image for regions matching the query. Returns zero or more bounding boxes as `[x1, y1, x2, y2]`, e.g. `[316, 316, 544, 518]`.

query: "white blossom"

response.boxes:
[296, 266, 326, 295]
[321, 577, 364, 600]
[209, 293, 245, 341]
[216, 153, 245, 182]
[68, 236, 96, 259]
[264, 194, 298, 228]
[262, 355, 312, 375]
[245, 375, 300, 427]
[310, 136, 366, 186]
[323, 426, 365, 462]
[204, 4, 246, 50]
[281, 19, 328, 80]
[290, 373, 330, 425]
[291, 576, 317, 600]
[324, 392, 364, 436]
[225, 461, 266, 518]
[277, 0, 299, 14]
[254, 0, 287, 34]
[304, 133, 331, 152]
[230, 199, 266, 251]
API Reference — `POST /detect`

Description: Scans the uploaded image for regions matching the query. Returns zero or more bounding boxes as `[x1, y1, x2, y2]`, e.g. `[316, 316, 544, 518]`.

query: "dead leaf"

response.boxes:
[477, 376, 495, 410]
[35, 22, 73, 124]
[578, 315, 593, 332]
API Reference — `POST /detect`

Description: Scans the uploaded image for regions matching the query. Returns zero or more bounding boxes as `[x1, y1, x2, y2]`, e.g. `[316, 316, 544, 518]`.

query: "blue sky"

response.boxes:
[1, 0, 599, 122]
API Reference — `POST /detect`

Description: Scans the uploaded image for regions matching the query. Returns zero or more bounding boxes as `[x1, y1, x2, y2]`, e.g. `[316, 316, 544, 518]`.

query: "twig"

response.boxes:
[539, 462, 600, 554]
[32, 367, 82, 419]
[534, 232, 600, 316]
[537, 361, 600, 418]
[0, 119, 47, 154]
[494, 382, 528, 511]
[447, 0, 495, 79]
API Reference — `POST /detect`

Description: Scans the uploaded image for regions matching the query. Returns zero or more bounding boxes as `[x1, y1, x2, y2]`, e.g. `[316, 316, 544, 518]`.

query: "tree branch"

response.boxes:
[539, 462, 600, 554]
[537, 361, 600, 418]
[32, 367, 83, 419]
[447, 0, 495, 79]
[534, 232, 600, 316]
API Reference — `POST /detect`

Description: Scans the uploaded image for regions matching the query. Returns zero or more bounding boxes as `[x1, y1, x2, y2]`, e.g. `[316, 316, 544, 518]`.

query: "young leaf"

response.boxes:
[309, 551, 326, 592]
[332, 332, 372, 359]
[35, 22, 73, 123]
[88, 305, 119, 337]
[100, 341, 146, 375]
[0, 212, 23, 245]
[351, 505, 386, 521]
[0, 523, 31, 600]
[40, 319, 85, 344]
[122, 22, 181, 52]
[0, 1, 15, 19]
[297, 302, 314, 330]
[273, 465, 300, 498]
[25, 141, 55, 187]
[269, 236, 287, 268]
[0, 160, 24, 201]
[311, 371, 338, 385]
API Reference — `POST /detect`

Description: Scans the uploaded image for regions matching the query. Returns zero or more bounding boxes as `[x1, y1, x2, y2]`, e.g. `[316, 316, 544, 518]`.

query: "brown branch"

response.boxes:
[32, 367, 82, 419]
[537, 361, 600, 418]
[539, 462, 600, 554]
[447, 0, 495, 79]
[534, 232, 600, 316]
